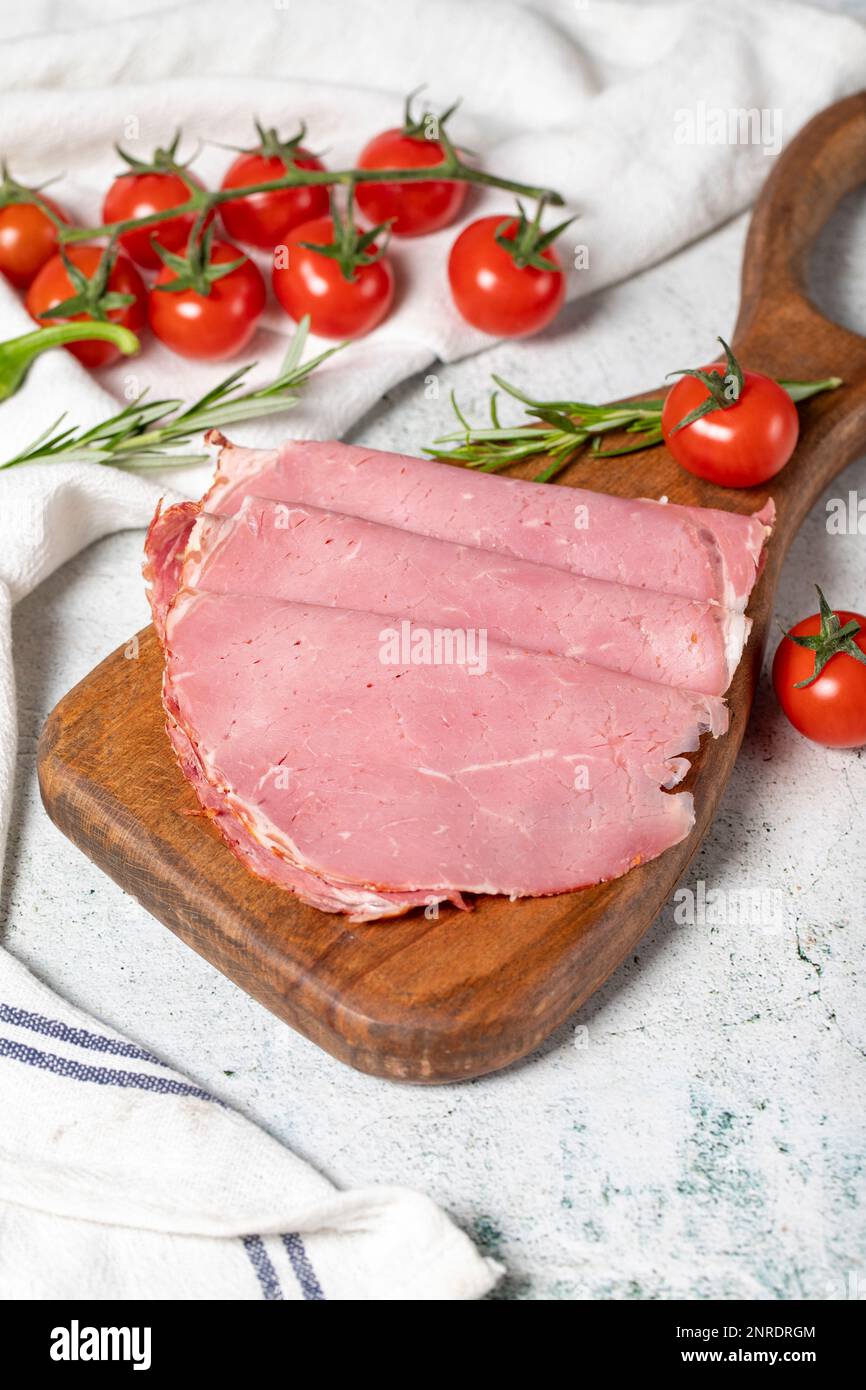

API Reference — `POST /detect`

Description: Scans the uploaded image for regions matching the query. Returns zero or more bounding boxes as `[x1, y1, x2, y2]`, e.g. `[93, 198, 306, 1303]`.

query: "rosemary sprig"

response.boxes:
[426, 376, 666, 481]
[425, 373, 842, 483]
[0, 316, 340, 471]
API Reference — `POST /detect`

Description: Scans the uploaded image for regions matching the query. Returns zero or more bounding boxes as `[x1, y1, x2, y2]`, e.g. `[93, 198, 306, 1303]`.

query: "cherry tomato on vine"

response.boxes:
[662, 342, 798, 488]
[26, 244, 147, 369]
[148, 238, 265, 360]
[0, 195, 70, 289]
[272, 214, 394, 340]
[772, 589, 866, 749]
[356, 130, 465, 237]
[448, 213, 566, 337]
[103, 169, 209, 270]
[356, 94, 467, 237]
[219, 127, 329, 249]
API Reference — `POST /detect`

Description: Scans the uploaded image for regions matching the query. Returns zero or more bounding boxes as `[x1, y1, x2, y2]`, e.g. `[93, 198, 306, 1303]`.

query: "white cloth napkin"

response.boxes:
[1, 0, 865, 1301]
[0, 951, 500, 1299]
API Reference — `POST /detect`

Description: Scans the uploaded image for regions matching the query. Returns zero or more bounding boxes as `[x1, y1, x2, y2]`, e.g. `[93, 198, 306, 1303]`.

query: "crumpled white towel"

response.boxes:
[0, 950, 500, 1299]
[1, 0, 865, 1301]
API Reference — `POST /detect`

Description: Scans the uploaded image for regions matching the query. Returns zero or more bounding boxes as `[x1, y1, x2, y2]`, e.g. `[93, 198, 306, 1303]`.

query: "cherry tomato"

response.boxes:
[448, 215, 565, 337]
[662, 365, 798, 488]
[148, 239, 266, 360]
[25, 244, 147, 368]
[272, 216, 394, 340]
[0, 195, 70, 289]
[356, 129, 466, 236]
[103, 170, 209, 270]
[773, 604, 866, 749]
[219, 148, 329, 249]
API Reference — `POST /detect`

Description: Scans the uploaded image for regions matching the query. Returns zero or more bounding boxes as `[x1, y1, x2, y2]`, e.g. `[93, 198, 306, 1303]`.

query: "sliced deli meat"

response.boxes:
[162, 592, 728, 917]
[201, 435, 774, 610]
[148, 497, 749, 695]
[146, 435, 772, 921]
[166, 702, 465, 921]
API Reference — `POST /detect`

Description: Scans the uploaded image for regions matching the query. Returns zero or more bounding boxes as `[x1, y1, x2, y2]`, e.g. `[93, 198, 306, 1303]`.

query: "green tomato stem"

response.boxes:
[59, 157, 565, 246]
[778, 377, 843, 403]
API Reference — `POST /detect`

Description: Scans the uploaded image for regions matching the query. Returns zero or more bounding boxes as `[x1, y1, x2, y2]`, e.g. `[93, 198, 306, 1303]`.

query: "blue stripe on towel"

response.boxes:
[0, 1003, 165, 1064]
[4, 1026, 325, 1301]
[282, 1233, 326, 1300]
[0, 1035, 219, 1103]
[242, 1236, 284, 1300]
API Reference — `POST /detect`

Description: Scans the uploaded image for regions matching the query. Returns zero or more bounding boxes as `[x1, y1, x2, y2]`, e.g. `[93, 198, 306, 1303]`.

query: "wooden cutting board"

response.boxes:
[38, 94, 866, 1083]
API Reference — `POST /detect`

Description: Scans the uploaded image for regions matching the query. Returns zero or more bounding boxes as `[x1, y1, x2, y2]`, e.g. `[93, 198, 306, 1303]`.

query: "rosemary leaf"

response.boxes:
[0, 316, 341, 473]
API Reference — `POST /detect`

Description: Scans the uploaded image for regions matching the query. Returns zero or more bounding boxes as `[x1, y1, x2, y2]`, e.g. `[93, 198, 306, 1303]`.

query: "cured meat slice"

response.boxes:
[202, 434, 774, 610]
[150, 497, 749, 696]
[148, 510, 464, 918]
[162, 591, 728, 917]
[145, 434, 770, 920]
[144, 499, 199, 637]
[166, 705, 464, 920]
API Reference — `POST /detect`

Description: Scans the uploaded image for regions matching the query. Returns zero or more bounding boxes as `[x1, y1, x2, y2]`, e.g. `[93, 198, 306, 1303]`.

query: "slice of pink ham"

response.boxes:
[149, 496, 749, 696]
[148, 509, 462, 918]
[201, 434, 774, 610]
[165, 703, 463, 920]
[162, 591, 728, 917]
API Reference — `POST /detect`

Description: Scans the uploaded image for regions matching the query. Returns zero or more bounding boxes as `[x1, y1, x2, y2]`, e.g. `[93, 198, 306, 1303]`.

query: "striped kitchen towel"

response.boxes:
[0, 951, 500, 1300]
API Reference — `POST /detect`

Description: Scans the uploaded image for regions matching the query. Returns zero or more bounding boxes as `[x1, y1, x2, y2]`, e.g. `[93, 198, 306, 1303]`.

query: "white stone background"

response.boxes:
[4, 2, 866, 1301]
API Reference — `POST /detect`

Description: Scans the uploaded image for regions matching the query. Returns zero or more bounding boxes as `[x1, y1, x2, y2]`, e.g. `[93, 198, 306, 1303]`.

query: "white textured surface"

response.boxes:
[5, 192, 866, 1299]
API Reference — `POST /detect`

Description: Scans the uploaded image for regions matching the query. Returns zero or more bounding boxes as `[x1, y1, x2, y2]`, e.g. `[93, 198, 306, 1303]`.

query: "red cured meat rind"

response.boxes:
[143, 499, 200, 640]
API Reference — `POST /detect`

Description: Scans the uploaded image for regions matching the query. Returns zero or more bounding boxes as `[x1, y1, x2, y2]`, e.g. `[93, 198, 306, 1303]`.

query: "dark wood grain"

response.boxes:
[38, 94, 866, 1083]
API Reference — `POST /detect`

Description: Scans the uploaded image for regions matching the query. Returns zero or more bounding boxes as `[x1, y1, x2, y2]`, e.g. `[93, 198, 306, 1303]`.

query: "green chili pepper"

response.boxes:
[0, 323, 140, 403]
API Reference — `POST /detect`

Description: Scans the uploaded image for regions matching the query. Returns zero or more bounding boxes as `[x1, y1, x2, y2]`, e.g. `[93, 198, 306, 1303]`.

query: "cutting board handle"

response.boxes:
[735, 90, 866, 385]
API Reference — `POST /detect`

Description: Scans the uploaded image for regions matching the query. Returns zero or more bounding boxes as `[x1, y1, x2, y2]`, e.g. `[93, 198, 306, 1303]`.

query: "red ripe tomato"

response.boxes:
[356, 129, 466, 236]
[219, 148, 329, 249]
[448, 215, 565, 337]
[272, 216, 394, 340]
[103, 170, 208, 270]
[0, 196, 70, 288]
[662, 365, 798, 488]
[25, 244, 147, 369]
[772, 599, 866, 749]
[148, 240, 266, 360]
